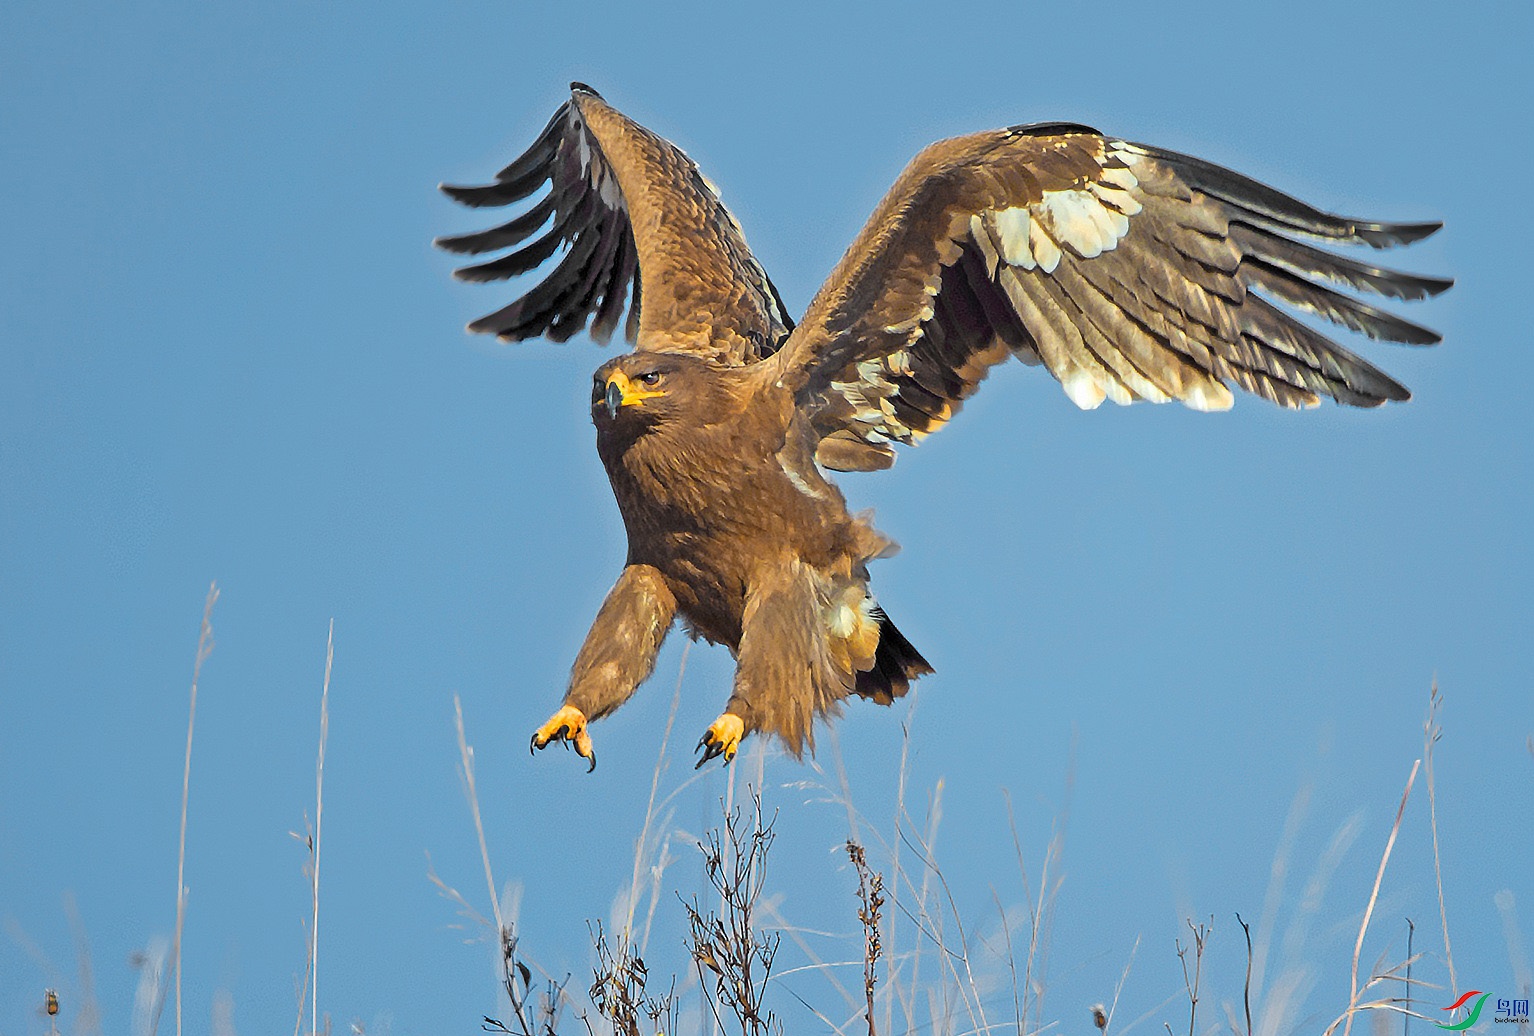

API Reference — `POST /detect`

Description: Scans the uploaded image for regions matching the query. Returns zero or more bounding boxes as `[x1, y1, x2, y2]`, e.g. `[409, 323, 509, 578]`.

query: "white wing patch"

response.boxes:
[571, 110, 625, 211]
[977, 163, 1140, 278]
[962, 144, 1232, 414]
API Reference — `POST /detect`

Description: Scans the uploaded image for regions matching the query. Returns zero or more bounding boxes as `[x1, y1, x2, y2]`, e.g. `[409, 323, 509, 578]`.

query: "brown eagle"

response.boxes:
[436, 84, 1449, 771]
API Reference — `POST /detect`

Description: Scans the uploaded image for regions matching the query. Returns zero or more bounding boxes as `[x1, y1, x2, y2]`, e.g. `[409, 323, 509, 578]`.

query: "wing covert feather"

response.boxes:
[763, 125, 1448, 469]
[437, 84, 791, 363]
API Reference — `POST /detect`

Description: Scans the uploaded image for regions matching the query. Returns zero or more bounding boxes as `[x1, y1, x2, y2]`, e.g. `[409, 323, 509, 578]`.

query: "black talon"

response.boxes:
[695, 734, 722, 770]
[585, 750, 597, 774]
[530, 733, 541, 754]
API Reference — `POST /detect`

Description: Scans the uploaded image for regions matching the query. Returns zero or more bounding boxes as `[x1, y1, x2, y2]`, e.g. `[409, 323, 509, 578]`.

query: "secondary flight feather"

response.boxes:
[436, 84, 1449, 770]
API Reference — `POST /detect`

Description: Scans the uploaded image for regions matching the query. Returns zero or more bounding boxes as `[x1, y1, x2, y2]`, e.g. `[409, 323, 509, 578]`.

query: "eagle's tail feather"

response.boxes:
[854, 608, 933, 706]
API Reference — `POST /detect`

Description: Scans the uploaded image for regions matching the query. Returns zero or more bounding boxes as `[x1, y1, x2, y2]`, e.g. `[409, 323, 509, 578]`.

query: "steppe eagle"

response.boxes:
[436, 84, 1449, 771]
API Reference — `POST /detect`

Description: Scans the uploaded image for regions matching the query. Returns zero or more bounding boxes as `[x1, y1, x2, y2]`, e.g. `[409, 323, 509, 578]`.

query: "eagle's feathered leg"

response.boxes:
[697, 561, 860, 767]
[531, 563, 677, 772]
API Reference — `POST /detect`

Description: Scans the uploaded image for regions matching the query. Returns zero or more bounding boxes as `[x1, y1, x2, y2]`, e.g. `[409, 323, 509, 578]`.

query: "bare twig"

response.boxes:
[1236, 913, 1253, 1036]
[1175, 918, 1210, 1036]
[1404, 918, 1415, 1036]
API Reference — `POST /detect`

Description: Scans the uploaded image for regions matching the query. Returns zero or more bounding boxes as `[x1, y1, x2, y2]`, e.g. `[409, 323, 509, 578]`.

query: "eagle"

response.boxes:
[436, 84, 1449, 771]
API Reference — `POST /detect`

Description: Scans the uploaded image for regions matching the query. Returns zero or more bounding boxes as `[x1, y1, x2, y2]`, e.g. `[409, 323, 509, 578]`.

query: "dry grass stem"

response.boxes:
[1004, 775, 1069, 1036]
[991, 889, 1021, 1036]
[64, 893, 104, 1036]
[1422, 683, 1456, 1000]
[895, 808, 989, 1036]
[454, 695, 505, 938]
[626, 643, 689, 947]
[1101, 933, 1140, 1036]
[1248, 782, 1310, 1010]
[759, 899, 859, 1015]
[1326, 757, 1421, 1036]
[168, 581, 218, 1036]
[450, 697, 581, 1034]
[291, 620, 335, 1036]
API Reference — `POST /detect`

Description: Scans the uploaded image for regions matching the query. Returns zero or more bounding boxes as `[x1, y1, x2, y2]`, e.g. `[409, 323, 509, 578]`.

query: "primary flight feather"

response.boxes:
[436, 84, 1449, 770]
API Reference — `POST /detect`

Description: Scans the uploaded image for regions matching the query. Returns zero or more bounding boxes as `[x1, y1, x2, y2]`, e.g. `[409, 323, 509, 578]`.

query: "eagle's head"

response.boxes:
[591, 352, 730, 437]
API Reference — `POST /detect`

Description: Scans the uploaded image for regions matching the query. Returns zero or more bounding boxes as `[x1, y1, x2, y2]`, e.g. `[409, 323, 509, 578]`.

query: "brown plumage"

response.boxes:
[436, 84, 1449, 769]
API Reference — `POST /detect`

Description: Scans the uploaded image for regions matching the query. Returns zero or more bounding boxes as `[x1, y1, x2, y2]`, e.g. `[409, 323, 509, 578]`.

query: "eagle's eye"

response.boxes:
[637, 371, 663, 385]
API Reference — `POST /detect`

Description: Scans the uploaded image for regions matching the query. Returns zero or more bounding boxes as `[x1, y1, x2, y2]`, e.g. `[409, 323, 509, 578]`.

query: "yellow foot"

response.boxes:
[695, 712, 744, 769]
[530, 705, 596, 773]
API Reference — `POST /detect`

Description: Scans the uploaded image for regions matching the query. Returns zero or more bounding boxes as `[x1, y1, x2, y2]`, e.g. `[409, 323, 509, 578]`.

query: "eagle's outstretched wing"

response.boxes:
[764, 125, 1451, 472]
[437, 84, 792, 365]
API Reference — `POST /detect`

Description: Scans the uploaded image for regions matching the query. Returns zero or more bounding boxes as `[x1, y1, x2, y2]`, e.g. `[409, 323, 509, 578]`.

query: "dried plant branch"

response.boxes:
[1235, 913, 1253, 1036]
[591, 921, 678, 1036]
[847, 841, 885, 1036]
[683, 792, 782, 1036]
[1175, 918, 1210, 1036]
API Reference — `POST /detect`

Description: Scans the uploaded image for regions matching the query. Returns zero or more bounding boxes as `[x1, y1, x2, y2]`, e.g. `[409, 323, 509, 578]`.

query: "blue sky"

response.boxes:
[2, 1, 1530, 1034]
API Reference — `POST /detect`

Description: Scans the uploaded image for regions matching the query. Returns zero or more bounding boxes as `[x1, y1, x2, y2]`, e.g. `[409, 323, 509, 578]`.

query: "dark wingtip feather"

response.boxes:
[433, 196, 556, 255]
[450, 228, 564, 283]
[1141, 143, 1445, 250]
[1009, 120, 1104, 138]
[439, 177, 546, 209]
[1423, 274, 1454, 297]
[1350, 219, 1443, 249]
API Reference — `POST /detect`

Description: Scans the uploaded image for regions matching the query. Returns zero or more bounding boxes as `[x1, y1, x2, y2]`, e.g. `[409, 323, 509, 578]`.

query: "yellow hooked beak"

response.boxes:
[604, 370, 665, 418]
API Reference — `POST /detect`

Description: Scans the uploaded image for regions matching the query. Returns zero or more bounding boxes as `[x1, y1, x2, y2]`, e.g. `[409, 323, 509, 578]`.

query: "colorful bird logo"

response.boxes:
[1436, 990, 1491, 1030]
